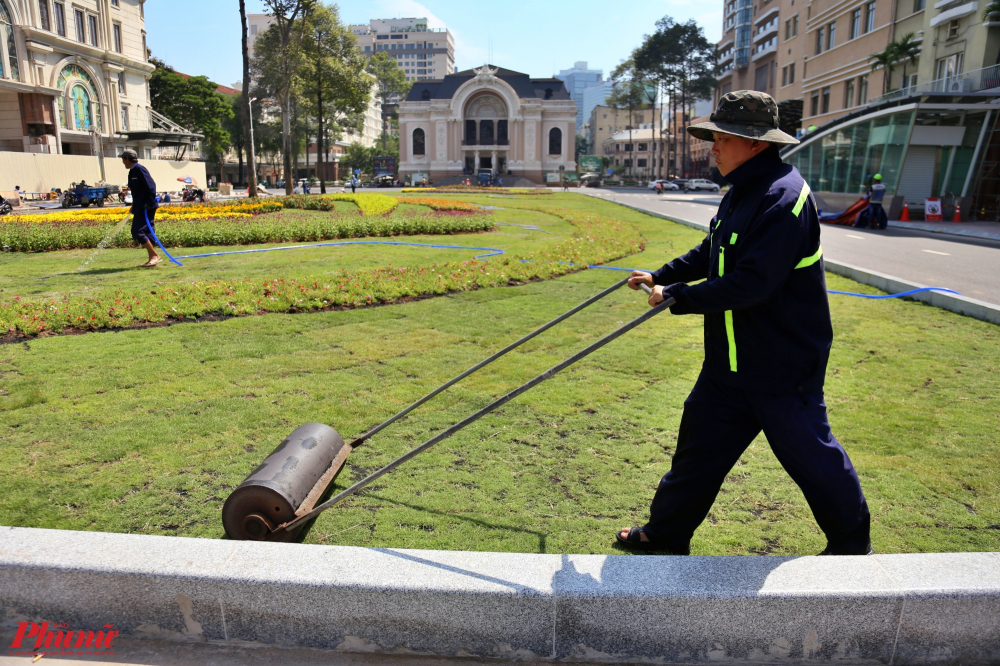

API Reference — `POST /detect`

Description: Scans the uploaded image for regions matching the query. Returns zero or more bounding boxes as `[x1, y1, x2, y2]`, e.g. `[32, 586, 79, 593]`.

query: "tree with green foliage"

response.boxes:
[252, 0, 315, 195]
[367, 52, 412, 151]
[575, 134, 589, 160]
[633, 17, 717, 179]
[149, 57, 234, 167]
[339, 141, 376, 177]
[894, 33, 920, 92]
[607, 64, 649, 179]
[869, 46, 898, 95]
[300, 3, 370, 192]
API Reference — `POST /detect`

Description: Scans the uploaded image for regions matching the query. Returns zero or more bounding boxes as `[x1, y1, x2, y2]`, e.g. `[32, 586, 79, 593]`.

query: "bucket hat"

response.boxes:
[687, 91, 799, 145]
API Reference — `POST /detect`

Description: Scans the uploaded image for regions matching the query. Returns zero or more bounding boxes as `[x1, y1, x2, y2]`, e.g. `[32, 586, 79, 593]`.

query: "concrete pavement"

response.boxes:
[582, 188, 1000, 306]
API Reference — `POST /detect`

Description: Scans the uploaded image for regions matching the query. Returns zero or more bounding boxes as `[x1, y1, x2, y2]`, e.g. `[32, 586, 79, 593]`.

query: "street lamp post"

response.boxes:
[248, 97, 258, 189]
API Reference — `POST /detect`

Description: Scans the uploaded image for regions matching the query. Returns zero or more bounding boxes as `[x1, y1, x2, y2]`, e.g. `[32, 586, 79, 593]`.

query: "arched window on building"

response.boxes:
[0, 0, 20, 81]
[548, 127, 562, 155]
[412, 128, 425, 156]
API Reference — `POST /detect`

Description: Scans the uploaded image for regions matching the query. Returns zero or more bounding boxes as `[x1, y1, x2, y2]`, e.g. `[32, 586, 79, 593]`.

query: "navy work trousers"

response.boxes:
[645, 373, 871, 554]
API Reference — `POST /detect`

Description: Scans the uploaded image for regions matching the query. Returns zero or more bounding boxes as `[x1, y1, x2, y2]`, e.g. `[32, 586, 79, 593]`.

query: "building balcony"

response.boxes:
[869, 63, 1000, 104]
[930, 0, 978, 25]
[753, 23, 779, 43]
[461, 138, 509, 147]
[752, 41, 777, 61]
[754, 6, 780, 26]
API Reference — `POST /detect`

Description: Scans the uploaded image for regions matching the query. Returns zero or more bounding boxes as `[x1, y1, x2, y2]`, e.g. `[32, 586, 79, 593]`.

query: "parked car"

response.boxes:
[684, 178, 721, 192]
[671, 179, 689, 190]
[647, 179, 680, 191]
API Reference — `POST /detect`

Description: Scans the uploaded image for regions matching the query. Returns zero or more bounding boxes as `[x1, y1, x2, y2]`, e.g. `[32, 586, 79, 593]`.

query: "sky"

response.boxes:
[145, 0, 721, 88]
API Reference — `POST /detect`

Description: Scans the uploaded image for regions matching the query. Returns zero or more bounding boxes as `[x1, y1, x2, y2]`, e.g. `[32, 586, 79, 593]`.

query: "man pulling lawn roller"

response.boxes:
[619, 91, 872, 556]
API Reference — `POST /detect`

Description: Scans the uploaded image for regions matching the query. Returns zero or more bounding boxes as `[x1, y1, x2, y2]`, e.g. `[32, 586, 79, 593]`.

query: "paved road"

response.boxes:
[582, 188, 1000, 306]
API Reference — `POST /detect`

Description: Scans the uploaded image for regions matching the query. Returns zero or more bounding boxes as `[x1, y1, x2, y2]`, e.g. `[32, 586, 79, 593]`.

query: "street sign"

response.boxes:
[606, 168, 614, 176]
[579, 155, 602, 172]
[354, 168, 361, 175]
[925, 198, 943, 222]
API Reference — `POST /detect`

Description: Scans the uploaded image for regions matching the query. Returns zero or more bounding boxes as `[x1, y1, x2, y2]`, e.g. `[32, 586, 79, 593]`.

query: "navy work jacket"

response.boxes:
[651, 148, 832, 394]
[127, 163, 159, 213]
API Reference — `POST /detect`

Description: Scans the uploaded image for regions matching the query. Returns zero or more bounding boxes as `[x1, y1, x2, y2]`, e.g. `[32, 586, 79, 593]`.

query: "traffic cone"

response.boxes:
[953, 202, 962, 223]
[900, 201, 910, 222]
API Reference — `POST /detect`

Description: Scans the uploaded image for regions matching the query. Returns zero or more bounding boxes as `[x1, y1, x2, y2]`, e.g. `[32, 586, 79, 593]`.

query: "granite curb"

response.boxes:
[607, 201, 1000, 326]
[1, 527, 999, 664]
[886, 220, 1000, 242]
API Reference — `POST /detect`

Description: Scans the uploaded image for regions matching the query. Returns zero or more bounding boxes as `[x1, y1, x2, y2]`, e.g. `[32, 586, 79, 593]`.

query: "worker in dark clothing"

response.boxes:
[619, 91, 872, 556]
[120, 149, 160, 268]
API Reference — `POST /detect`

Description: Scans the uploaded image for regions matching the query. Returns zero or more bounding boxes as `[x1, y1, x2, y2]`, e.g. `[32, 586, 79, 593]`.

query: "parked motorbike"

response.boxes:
[0, 196, 12, 216]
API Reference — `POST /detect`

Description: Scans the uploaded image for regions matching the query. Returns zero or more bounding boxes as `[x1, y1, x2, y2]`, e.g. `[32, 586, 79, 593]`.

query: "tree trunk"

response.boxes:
[283, 88, 293, 194]
[318, 84, 326, 194]
[237, 145, 244, 186]
[239, 0, 258, 198]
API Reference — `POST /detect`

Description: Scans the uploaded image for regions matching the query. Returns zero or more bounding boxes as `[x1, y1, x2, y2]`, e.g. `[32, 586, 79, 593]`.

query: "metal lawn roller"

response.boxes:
[222, 278, 672, 541]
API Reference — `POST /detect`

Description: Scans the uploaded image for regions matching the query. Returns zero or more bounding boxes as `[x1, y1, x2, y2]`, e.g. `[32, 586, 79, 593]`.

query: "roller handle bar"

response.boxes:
[346, 276, 631, 449]
[282, 291, 675, 531]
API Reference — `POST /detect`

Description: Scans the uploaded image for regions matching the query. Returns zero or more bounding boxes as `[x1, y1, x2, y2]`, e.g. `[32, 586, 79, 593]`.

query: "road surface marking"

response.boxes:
[922, 249, 950, 255]
[846, 234, 865, 239]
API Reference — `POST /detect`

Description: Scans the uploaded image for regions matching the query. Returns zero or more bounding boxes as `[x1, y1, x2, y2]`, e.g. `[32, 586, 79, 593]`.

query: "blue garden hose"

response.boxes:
[143, 210, 183, 267]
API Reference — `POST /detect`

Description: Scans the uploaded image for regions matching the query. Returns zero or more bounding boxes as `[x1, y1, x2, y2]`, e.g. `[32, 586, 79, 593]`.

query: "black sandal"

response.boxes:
[615, 527, 658, 551]
[615, 527, 690, 554]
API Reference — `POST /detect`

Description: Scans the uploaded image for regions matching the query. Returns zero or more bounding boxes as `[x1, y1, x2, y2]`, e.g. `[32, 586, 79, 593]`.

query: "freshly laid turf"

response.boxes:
[0, 194, 997, 556]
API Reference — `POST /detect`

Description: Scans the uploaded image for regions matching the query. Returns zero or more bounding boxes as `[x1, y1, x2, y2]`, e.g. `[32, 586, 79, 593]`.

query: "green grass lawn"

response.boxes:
[1, 193, 997, 555]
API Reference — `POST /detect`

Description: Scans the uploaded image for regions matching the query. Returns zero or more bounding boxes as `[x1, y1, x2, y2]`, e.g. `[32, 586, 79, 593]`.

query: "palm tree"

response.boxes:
[893, 33, 921, 92]
[869, 44, 899, 95]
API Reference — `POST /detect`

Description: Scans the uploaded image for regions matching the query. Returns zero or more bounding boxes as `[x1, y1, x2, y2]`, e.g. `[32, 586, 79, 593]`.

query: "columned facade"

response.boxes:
[398, 65, 576, 185]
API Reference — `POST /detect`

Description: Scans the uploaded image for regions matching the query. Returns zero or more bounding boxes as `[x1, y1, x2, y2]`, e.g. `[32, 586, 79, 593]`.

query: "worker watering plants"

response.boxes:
[620, 91, 872, 556]
[120, 149, 161, 268]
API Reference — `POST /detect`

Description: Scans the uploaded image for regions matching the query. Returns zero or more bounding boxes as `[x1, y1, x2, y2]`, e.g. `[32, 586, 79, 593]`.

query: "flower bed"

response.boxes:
[0, 209, 494, 253]
[281, 193, 398, 216]
[395, 197, 480, 212]
[1, 208, 642, 336]
[6, 201, 282, 225]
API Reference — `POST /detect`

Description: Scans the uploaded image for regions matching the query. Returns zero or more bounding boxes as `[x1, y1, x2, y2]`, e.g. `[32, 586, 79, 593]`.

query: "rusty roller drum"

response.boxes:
[223, 423, 350, 541]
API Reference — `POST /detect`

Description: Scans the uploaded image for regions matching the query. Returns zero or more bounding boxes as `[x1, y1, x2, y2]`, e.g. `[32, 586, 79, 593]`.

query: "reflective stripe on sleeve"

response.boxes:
[795, 245, 823, 269]
[792, 182, 811, 216]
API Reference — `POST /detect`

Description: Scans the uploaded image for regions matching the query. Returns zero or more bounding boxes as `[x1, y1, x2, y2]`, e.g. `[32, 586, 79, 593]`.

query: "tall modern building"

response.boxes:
[556, 61, 602, 133]
[351, 18, 456, 83]
[581, 80, 615, 138]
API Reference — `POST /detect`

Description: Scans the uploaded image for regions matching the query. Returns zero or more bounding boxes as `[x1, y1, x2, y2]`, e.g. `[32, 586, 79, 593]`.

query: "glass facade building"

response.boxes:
[557, 62, 603, 133]
[783, 106, 993, 198]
